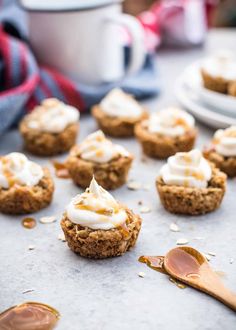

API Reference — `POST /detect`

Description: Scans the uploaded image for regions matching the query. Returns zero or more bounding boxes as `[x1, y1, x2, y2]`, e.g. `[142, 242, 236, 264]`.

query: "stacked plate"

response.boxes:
[175, 60, 236, 129]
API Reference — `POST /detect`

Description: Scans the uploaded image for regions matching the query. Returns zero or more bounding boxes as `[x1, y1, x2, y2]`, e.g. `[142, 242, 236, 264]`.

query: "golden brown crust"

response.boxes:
[201, 69, 229, 94]
[228, 81, 236, 97]
[60, 207, 142, 259]
[135, 122, 197, 159]
[203, 148, 236, 177]
[19, 117, 79, 156]
[66, 147, 133, 190]
[92, 105, 148, 137]
[0, 168, 54, 214]
[156, 164, 226, 215]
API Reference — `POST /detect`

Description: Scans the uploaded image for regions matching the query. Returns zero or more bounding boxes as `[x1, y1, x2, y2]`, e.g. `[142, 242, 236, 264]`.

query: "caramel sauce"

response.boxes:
[22, 217, 37, 229]
[52, 160, 70, 179]
[138, 256, 167, 274]
[118, 222, 130, 238]
[0, 302, 60, 330]
[95, 149, 104, 157]
[175, 118, 189, 129]
[165, 248, 202, 279]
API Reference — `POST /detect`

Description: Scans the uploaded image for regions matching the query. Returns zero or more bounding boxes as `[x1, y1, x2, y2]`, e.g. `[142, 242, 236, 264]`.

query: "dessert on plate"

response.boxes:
[61, 177, 142, 259]
[92, 88, 147, 137]
[156, 149, 226, 215]
[20, 98, 80, 156]
[203, 126, 236, 177]
[0, 152, 54, 214]
[201, 51, 236, 94]
[135, 107, 197, 159]
[66, 130, 133, 190]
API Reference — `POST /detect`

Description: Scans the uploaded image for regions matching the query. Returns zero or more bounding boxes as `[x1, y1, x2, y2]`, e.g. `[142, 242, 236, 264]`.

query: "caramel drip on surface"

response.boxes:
[0, 302, 60, 330]
[139, 256, 167, 274]
[52, 160, 70, 179]
[22, 217, 37, 229]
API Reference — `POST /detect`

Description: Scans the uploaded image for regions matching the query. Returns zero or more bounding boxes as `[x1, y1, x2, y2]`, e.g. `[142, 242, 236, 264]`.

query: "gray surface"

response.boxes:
[1, 29, 236, 330]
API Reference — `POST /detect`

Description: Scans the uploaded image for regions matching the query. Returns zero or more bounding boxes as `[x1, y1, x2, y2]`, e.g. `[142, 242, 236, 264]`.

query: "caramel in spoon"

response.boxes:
[164, 246, 236, 311]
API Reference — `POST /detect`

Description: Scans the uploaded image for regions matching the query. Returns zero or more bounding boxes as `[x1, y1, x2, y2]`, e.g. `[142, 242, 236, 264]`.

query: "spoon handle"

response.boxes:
[202, 282, 236, 311]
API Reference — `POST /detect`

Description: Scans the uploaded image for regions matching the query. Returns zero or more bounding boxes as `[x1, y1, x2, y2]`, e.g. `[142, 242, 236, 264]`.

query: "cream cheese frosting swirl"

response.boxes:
[0, 152, 43, 189]
[201, 51, 236, 80]
[160, 149, 212, 188]
[77, 130, 130, 163]
[66, 177, 127, 230]
[27, 98, 79, 133]
[213, 126, 236, 157]
[147, 107, 195, 137]
[100, 88, 143, 118]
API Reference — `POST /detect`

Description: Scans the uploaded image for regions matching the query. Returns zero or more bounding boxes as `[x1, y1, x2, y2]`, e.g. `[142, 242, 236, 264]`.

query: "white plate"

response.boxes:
[175, 77, 236, 129]
[182, 60, 236, 117]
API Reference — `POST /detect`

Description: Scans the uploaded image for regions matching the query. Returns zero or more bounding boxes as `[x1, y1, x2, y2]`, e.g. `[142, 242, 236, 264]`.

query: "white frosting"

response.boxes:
[66, 177, 127, 230]
[202, 51, 236, 80]
[77, 130, 130, 163]
[213, 126, 236, 157]
[0, 152, 43, 189]
[27, 98, 80, 133]
[100, 88, 143, 118]
[160, 149, 212, 188]
[147, 107, 195, 137]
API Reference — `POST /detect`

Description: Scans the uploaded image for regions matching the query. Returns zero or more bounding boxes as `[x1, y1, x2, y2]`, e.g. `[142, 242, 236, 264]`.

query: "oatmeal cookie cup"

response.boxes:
[61, 207, 142, 259]
[228, 81, 236, 97]
[0, 152, 54, 215]
[92, 88, 148, 137]
[156, 167, 226, 215]
[66, 130, 133, 190]
[19, 98, 79, 156]
[135, 123, 197, 159]
[201, 69, 229, 94]
[92, 105, 147, 137]
[203, 126, 236, 177]
[156, 150, 226, 215]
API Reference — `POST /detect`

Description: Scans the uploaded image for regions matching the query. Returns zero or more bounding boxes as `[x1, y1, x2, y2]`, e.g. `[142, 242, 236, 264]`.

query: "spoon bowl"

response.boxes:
[164, 246, 236, 311]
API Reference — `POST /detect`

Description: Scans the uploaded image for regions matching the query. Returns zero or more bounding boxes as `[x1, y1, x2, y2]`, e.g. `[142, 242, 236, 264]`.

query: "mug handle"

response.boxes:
[106, 13, 146, 76]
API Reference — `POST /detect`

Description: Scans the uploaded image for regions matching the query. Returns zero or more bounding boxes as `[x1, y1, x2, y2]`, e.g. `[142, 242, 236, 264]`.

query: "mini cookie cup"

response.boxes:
[201, 69, 230, 94]
[228, 81, 236, 97]
[135, 122, 197, 159]
[92, 105, 148, 137]
[66, 146, 133, 190]
[61, 207, 142, 259]
[156, 164, 226, 215]
[20, 119, 79, 156]
[203, 148, 236, 177]
[0, 168, 54, 214]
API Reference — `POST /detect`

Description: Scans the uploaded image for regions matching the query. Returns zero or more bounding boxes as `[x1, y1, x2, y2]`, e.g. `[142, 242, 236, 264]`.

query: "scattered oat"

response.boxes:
[140, 206, 151, 214]
[127, 181, 141, 190]
[28, 245, 35, 250]
[40, 216, 57, 224]
[22, 289, 35, 294]
[58, 233, 66, 242]
[176, 238, 189, 245]
[229, 258, 234, 264]
[170, 223, 180, 232]
[138, 272, 146, 278]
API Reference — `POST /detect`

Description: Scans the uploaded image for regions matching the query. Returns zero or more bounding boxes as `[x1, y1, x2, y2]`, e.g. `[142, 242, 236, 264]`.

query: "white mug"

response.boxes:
[20, 0, 146, 85]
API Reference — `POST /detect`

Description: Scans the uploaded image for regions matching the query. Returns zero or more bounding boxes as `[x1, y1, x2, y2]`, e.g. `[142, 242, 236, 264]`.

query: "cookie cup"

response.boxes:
[61, 207, 142, 259]
[20, 119, 79, 156]
[156, 165, 226, 215]
[135, 123, 197, 159]
[228, 81, 236, 97]
[201, 69, 229, 94]
[203, 149, 236, 177]
[67, 148, 133, 190]
[0, 168, 54, 214]
[92, 105, 148, 137]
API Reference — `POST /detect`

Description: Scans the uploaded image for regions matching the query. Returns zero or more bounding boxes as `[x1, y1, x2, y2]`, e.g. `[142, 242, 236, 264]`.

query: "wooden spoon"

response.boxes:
[164, 246, 236, 311]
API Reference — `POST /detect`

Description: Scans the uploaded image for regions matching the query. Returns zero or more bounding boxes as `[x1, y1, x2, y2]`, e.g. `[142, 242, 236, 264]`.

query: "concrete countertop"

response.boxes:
[0, 29, 236, 330]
